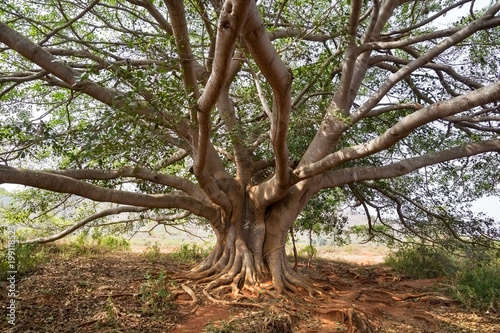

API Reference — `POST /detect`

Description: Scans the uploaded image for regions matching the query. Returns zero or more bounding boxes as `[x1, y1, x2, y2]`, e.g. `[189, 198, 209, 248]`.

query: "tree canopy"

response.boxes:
[1, 0, 500, 293]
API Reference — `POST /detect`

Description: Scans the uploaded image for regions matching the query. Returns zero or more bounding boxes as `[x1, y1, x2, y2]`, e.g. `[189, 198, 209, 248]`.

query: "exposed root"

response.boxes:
[413, 312, 439, 329]
[181, 283, 198, 307]
[315, 307, 374, 333]
[203, 289, 266, 308]
[173, 231, 316, 298]
[212, 285, 232, 296]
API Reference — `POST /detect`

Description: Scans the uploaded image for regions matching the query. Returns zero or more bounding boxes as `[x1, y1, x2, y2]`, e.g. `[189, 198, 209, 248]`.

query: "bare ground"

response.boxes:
[1, 247, 499, 333]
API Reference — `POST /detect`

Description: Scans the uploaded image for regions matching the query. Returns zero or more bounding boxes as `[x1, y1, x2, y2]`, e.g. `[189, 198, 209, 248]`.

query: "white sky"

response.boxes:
[471, 196, 500, 220]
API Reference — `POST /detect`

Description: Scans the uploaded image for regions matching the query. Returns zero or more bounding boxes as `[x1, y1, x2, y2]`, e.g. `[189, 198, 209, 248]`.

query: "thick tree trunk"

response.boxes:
[181, 187, 310, 295]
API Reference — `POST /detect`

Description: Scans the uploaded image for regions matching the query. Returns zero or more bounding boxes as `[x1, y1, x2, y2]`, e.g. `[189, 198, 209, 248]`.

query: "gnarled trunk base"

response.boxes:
[176, 224, 312, 297]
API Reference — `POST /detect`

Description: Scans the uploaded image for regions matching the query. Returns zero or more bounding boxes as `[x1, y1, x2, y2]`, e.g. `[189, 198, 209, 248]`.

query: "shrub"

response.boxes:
[385, 244, 458, 279]
[385, 243, 500, 312]
[96, 235, 131, 251]
[169, 243, 211, 264]
[453, 259, 500, 312]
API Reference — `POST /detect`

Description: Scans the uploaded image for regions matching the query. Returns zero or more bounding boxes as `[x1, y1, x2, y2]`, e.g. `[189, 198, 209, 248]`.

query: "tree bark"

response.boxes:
[179, 182, 310, 295]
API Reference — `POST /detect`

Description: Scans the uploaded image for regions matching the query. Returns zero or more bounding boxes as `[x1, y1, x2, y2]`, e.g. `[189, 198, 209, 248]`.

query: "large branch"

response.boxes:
[194, 0, 251, 177]
[216, 52, 255, 183]
[332, 0, 364, 113]
[0, 166, 218, 220]
[165, 0, 201, 106]
[350, 2, 500, 123]
[50, 167, 208, 202]
[298, 0, 397, 168]
[243, 3, 294, 206]
[320, 139, 500, 189]
[24, 206, 150, 244]
[0, 21, 119, 108]
[295, 80, 500, 179]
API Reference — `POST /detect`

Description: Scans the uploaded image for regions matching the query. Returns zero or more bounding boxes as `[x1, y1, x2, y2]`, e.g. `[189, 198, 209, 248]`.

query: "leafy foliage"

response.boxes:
[385, 244, 458, 279]
[454, 258, 500, 312]
[0, 0, 499, 269]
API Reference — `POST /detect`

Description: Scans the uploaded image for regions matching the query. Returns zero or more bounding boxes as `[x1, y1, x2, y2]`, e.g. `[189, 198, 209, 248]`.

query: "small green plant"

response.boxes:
[298, 244, 317, 267]
[204, 321, 236, 333]
[143, 242, 162, 262]
[140, 270, 177, 315]
[385, 244, 458, 279]
[453, 259, 500, 312]
[105, 296, 118, 326]
[169, 243, 211, 264]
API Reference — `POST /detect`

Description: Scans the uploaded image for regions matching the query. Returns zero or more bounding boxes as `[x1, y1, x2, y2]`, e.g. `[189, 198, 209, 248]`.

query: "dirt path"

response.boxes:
[0, 249, 498, 332]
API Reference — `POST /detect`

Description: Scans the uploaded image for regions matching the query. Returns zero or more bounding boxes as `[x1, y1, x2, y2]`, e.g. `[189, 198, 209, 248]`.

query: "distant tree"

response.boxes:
[295, 190, 348, 267]
[1, 0, 500, 293]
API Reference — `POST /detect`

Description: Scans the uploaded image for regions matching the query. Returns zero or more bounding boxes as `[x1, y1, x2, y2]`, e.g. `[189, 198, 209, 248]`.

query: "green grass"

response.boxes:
[0, 233, 131, 279]
[453, 259, 500, 312]
[385, 243, 500, 312]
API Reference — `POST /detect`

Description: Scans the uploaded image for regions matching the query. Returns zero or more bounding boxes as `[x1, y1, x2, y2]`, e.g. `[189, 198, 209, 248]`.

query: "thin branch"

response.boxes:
[351, 5, 500, 123]
[0, 165, 218, 220]
[24, 206, 150, 244]
[38, 0, 100, 46]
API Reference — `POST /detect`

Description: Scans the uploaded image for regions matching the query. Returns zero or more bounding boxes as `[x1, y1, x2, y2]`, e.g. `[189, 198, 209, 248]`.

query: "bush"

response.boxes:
[385, 243, 500, 312]
[385, 244, 458, 279]
[0, 243, 53, 279]
[96, 235, 131, 251]
[453, 259, 500, 312]
[169, 243, 211, 264]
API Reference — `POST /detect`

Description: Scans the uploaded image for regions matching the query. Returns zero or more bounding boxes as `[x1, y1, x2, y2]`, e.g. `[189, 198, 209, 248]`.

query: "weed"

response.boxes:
[105, 296, 118, 326]
[140, 270, 177, 315]
[204, 321, 235, 333]
[143, 242, 162, 262]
